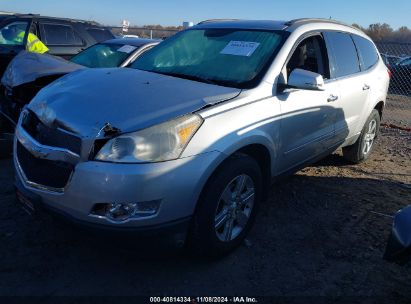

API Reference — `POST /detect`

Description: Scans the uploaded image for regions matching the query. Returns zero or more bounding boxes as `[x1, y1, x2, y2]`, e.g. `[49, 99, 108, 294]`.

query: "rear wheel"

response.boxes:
[342, 109, 380, 164]
[189, 155, 262, 257]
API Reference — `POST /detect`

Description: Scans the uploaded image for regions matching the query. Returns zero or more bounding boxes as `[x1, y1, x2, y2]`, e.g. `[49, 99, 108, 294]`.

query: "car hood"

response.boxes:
[1, 51, 84, 88]
[28, 68, 241, 137]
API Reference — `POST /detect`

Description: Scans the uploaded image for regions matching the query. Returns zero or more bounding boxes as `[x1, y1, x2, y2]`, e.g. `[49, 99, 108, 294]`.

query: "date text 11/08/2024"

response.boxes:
[149, 297, 258, 303]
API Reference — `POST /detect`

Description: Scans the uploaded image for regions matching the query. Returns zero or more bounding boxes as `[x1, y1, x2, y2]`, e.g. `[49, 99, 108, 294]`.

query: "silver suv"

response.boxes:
[14, 19, 389, 256]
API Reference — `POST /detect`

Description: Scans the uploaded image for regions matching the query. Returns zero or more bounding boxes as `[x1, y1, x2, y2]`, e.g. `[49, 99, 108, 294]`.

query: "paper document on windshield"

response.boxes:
[117, 45, 138, 53]
[220, 41, 260, 57]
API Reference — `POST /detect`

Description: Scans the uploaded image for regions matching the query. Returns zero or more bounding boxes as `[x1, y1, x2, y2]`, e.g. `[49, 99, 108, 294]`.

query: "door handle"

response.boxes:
[363, 84, 370, 90]
[327, 94, 339, 102]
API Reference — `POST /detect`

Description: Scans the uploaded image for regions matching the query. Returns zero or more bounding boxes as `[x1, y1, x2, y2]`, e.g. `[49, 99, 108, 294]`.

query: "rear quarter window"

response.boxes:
[41, 23, 83, 45]
[325, 31, 361, 78]
[352, 35, 379, 70]
[86, 28, 114, 42]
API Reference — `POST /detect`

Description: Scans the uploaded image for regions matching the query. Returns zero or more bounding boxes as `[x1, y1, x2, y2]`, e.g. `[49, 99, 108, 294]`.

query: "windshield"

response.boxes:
[70, 43, 138, 68]
[130, 28, 287, 88]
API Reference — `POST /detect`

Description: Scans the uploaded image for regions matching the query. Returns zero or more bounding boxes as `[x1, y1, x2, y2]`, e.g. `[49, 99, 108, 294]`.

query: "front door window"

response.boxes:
[0, 21, 29, 46]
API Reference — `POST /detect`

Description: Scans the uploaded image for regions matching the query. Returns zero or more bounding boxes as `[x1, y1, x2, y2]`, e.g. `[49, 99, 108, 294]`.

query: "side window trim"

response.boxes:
[39, 22, 85, 46]
[124, 44, 156, 66]
[30, 20, 40, 38]
[350, 34, 365, 71]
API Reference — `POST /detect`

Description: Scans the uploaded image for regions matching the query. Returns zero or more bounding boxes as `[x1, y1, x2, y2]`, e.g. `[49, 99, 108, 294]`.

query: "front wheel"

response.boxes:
[189, 155, 262, 258]
[342, 109, 380, 164]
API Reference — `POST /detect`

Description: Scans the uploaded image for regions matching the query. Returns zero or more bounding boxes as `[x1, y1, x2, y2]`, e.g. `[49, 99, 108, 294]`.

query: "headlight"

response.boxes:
[95, 114, 203, 163]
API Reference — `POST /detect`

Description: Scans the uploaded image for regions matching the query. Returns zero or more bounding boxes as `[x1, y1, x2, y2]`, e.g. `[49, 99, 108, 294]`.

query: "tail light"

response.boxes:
[387, 69, 392, 78]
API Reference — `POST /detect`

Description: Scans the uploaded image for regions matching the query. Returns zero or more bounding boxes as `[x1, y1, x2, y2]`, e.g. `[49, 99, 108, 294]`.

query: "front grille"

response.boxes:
[17, 141, 74, 190]
[22, 110, 82, 155]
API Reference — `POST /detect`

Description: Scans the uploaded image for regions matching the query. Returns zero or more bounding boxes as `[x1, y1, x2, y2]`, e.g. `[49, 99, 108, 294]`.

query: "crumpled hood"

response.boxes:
[29, 68, 241, 137]
[1, 51, 84, 88]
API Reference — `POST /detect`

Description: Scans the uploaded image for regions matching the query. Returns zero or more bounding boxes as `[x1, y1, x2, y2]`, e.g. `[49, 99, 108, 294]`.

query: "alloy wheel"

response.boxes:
[214, 174, 255, 242]
[363, 119, 377, 155]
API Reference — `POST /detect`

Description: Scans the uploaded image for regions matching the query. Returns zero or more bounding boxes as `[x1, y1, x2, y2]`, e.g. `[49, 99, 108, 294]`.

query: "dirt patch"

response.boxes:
[384, 94, 411, 129]
[0, 98, 410, 298]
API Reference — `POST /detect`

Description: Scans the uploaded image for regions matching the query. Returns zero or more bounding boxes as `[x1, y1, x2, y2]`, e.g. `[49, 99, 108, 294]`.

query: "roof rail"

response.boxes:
[285, 18, 357, 30]
[3, 13, 100, 25]
[197, 19, 241, 25]
[0, 11, 16, 15]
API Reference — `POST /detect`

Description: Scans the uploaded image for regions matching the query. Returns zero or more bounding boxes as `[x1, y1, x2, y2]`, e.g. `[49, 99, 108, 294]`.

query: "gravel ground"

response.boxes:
[0, 95, 410, 299]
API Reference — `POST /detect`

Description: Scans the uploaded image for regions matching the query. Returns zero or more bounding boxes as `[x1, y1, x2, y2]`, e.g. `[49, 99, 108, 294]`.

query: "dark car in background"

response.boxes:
[380, 53, 401, 68]
[0, 13, 114, 75]
[390, 56, 411, 93]
[0, 38, 159, 157]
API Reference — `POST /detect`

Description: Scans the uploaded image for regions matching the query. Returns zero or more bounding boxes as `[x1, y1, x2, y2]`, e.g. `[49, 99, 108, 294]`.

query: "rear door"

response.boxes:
[0, 18, 31, 75]
[39, 20, 86, 58]
[323, 31, 368, 141]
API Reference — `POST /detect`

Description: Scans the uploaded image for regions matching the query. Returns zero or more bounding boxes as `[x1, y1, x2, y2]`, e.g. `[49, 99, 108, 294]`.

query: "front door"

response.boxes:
[276, 33, 342, 174]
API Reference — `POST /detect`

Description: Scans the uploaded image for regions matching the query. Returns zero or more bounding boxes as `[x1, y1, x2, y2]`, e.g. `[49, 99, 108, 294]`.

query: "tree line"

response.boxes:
[108, 22, 411, 44]
[352, 23, 411, 43]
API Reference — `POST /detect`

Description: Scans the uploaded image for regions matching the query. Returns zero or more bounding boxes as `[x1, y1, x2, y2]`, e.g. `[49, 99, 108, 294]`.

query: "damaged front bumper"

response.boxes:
[13, 122, 223, 234]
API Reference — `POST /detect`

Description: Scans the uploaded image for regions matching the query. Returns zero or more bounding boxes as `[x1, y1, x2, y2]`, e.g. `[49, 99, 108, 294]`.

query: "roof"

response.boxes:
[195, 20, 288, 31]
[104, 38, 161, 47]
[194, 18, 360, 33]
[0, 13, 101, 26]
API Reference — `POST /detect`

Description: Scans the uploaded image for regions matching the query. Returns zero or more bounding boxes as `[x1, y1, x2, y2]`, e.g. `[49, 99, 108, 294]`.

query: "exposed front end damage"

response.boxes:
[0, 51, 85, 125]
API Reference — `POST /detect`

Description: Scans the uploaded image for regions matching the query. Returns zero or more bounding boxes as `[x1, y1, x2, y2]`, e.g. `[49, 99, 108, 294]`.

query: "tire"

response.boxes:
[342, 109, 380, 164]
[188, 155, 262, 258]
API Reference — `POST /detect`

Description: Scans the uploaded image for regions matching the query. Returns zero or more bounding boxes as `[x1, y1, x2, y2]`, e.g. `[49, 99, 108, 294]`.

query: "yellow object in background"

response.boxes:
[26, 32, 49, 54]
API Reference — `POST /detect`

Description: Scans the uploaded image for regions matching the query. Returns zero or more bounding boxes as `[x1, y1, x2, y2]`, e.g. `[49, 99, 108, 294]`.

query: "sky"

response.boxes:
[0, 0, 410, 29]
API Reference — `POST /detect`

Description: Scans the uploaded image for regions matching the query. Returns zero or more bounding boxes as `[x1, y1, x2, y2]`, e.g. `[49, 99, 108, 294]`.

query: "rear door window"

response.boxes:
[41, 23, 84, 45]
[324, 32, 361, 78]
[352, 35, 379, 70]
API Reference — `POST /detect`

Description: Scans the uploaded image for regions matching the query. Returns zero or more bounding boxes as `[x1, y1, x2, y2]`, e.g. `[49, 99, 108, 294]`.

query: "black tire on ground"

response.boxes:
[188, 154, 262, 258]
[342, 109, 381, 164]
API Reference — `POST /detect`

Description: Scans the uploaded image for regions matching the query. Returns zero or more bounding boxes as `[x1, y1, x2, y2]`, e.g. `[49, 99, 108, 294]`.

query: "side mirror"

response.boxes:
[286, 68, 325, 91]
[384, 205, 411, 265]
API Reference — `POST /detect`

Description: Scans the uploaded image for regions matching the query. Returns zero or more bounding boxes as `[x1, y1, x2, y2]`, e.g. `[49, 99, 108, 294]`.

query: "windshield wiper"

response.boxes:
[155, 71, 219, 85]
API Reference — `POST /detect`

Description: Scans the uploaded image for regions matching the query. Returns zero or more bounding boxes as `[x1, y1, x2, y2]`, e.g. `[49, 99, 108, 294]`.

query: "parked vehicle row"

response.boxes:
[11, 18, 390, 256]
[0, 13, 114, 75]
[1, 38, 159, 126]
[380, 53, 402, 67]
[389, 56, 411, 92]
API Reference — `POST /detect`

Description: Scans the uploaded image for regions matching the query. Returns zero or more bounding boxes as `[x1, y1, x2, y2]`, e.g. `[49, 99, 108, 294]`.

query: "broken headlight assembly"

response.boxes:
[95, 114, 203, 163]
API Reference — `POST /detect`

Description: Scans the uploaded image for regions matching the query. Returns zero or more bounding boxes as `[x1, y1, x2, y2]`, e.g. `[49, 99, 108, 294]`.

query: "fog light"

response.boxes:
[106, 203, 138, 222]
[91, 200, 160, 222]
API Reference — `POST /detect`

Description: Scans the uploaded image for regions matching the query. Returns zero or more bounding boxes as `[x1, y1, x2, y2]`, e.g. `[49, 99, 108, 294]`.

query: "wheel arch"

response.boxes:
[196, 142, 273, 210]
